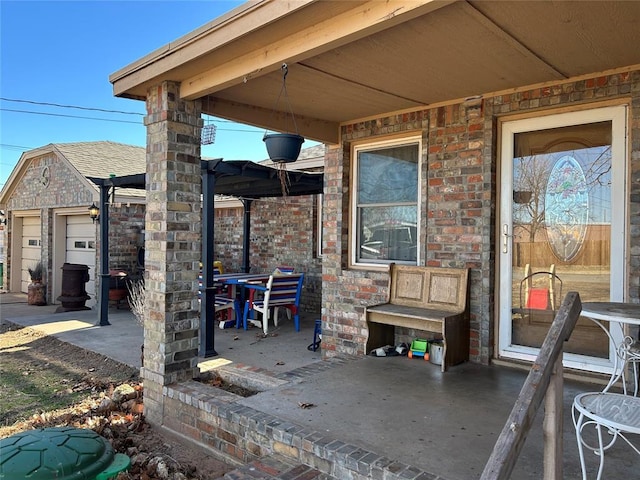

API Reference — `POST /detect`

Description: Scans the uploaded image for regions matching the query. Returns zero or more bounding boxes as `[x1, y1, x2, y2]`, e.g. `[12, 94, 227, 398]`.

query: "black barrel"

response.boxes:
[56, 263, 91, 312]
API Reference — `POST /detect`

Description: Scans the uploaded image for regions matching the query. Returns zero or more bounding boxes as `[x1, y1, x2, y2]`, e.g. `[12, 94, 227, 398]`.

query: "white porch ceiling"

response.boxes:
[110, 0, 640, 144]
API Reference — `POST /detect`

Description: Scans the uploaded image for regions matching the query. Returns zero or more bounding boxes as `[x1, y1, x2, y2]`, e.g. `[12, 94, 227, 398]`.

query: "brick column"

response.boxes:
[142, 81, 202, 422]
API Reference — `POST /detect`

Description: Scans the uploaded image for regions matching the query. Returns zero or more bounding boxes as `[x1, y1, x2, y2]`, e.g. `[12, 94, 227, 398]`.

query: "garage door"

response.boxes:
[21, 217, 41, 293]
[66, 215, 96, 306]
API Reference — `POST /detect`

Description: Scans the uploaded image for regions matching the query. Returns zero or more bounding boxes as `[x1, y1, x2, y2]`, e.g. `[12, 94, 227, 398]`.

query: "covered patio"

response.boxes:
[2, 292, 637, 479]
[106, 1, 640, 478]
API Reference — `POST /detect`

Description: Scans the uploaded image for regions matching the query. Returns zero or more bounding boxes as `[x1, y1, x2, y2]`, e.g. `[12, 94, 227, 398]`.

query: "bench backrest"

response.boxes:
[389, 264, 468, 312]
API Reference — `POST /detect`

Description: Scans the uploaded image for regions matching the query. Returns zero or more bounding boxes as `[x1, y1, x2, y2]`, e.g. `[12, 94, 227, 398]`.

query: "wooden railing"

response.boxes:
[481, 291, 582, 480]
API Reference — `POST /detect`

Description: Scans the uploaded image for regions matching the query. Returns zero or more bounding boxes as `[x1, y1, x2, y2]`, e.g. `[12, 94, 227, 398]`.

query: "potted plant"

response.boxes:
[27, 260, 46, 306]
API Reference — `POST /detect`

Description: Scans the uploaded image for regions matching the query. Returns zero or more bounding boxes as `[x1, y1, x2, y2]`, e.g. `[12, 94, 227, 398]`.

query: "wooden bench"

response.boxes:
[365, 264, 470, 372]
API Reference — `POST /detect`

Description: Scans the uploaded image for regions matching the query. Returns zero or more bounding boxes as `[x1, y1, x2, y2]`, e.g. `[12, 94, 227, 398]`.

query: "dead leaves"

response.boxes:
[4, 382, 145, 436]
[298, 402, 315, 409]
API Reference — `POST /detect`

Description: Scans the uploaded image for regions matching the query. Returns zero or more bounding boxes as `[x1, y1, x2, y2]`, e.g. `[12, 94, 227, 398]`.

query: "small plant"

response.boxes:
[28, 261, 44, 283]
[127, 278, 146, 326]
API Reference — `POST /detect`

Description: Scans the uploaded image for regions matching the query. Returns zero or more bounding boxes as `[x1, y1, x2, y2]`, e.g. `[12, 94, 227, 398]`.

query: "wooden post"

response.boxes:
[480, 292, 581, 480]
[543, 353, 563, 480]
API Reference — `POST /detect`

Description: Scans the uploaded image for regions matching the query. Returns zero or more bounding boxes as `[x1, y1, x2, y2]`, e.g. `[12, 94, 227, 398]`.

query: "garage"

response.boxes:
[0, 142, 145, 307]
[20, 216, 41, 293]
[65, 215, 96, 307]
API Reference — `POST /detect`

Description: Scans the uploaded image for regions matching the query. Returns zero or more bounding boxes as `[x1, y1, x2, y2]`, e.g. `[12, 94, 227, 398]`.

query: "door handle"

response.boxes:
[502, 224, 512, 254]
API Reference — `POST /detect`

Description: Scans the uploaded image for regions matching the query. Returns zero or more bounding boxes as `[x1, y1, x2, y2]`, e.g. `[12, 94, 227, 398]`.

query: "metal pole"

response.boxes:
[97, 182, 111, 326]
[200, 161, 217, 357]
[242, 199, 252, 273]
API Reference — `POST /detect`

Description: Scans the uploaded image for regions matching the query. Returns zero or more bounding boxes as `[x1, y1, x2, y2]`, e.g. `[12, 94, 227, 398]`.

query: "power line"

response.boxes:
[0, 108, 260, 133]
[1, 108, 265, 133]
[0, 97, 260, 126]
[0, 143, 34, 151]
[0, 97, 144, 116]
[1, 108, 143, 124]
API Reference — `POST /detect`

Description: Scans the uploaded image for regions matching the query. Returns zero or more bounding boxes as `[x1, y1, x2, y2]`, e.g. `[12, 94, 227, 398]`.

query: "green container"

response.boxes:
[0, 427, 130, 480]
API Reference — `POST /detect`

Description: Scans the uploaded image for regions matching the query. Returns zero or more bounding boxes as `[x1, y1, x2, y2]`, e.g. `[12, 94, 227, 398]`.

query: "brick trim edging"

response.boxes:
[160, 359, 448, 480]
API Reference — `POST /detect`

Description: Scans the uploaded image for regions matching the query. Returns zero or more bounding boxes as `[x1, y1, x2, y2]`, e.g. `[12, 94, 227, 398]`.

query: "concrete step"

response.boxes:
[222, 454, 336, 480]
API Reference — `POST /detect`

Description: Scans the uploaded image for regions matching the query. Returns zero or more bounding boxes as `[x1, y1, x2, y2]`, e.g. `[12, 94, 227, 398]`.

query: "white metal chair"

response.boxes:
[241, 273, 304, 335]
[573, 392, 640, 479]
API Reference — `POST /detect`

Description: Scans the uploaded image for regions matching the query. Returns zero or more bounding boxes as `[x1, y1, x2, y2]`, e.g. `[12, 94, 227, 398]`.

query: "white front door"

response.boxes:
[498, 105, 628, 374]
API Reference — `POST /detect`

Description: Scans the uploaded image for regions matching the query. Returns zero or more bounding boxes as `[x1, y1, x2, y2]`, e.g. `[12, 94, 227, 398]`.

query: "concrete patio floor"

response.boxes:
[1, 291, 637, 479]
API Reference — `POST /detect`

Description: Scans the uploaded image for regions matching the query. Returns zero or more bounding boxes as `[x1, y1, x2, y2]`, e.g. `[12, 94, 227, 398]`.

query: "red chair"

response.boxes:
[515, 264, 562, 324]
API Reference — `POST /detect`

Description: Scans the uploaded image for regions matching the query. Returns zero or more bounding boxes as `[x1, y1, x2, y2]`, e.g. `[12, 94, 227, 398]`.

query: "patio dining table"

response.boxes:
[213, 273, 271, 328]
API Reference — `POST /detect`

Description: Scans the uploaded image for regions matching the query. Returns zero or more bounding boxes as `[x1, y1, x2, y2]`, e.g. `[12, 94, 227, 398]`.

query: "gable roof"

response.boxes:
[0, 141, 146, 205]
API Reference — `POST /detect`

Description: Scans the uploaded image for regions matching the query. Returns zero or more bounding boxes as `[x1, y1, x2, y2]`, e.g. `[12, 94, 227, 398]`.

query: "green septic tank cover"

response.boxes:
[0, 426, 130, 480]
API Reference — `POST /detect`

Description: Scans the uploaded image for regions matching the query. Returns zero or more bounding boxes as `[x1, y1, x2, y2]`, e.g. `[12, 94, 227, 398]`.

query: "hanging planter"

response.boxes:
[263, 133, 305, 163]
[264, 63, 305, 165]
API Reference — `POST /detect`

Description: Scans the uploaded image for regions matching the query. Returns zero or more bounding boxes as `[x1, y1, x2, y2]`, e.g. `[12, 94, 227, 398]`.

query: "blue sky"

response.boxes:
[0, 0, 297, 191]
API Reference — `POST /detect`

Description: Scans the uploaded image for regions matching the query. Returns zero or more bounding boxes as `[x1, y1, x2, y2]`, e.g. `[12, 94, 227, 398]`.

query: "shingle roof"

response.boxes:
[54, 141, 145, 177]
[297, 144, 324, 160]
[53, 141, 146, 198]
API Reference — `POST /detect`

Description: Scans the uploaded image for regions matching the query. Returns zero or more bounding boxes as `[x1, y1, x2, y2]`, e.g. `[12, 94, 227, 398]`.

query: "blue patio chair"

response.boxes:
[241, 273, 304, 335]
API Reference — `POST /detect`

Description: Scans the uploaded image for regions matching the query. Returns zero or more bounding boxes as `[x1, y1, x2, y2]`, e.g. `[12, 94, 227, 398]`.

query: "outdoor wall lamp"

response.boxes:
[0, 210, 6, 225]
[88, 203, 100, 224]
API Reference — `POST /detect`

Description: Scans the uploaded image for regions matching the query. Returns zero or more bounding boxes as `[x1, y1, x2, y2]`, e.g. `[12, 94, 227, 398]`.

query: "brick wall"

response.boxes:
[6, 153, 94, 212]
[322, 69, 640, 365]
[212, 196, 323, 313]
[107, 204, 145, 275]
[212, 207, 244, 270]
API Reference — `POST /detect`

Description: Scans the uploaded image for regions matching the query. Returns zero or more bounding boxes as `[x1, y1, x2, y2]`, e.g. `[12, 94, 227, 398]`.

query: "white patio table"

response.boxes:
[581, 302, 640, 395]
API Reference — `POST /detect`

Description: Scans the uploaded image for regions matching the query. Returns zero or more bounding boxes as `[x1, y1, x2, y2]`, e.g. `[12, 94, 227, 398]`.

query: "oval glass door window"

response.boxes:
[544, 155, 589, 261]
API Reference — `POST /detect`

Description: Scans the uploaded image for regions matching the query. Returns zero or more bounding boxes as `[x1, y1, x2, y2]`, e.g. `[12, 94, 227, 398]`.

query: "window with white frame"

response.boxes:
[352, 137, 420, 265]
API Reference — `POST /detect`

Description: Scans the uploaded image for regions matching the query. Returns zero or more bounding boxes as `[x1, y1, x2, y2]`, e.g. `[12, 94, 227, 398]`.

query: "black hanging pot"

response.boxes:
[513, 190, 533, 204]
[263, 133, 305, 163]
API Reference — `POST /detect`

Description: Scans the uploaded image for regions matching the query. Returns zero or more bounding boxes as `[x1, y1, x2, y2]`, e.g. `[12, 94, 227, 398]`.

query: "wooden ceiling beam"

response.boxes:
[180, 0, 452, 100]
[111, 0, 317, 97]
[207, 97, 340, 144]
